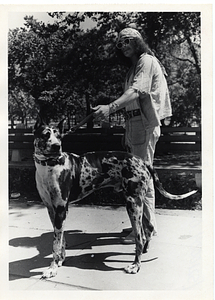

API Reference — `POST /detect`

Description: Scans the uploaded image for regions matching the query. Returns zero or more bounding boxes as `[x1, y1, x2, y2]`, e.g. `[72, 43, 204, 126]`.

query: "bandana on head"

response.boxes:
[117, 27, 168, 76]
[117, 28, 142, 42]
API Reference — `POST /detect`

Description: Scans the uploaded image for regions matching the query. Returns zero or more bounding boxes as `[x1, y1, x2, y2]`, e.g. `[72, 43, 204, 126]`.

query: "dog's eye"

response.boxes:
[53, 129, 61, 137]
[42, 132, 50, 139]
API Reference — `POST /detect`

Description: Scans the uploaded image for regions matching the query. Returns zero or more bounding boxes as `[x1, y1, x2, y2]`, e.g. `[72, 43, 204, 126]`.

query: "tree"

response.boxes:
[8, 16, 82, 122]
[8, 14, 125, 125]
[87, 12, 201, 126]
[8, 12, 201, 127]
[8, 88, 37, 127]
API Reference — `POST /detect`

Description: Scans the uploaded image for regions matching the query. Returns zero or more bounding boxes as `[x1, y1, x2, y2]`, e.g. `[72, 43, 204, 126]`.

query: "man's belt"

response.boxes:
[124, 109, 141, 120]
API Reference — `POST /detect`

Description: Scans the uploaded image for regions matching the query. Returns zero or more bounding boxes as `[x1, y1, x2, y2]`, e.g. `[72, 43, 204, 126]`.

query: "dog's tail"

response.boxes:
[146, 164, 198, 200]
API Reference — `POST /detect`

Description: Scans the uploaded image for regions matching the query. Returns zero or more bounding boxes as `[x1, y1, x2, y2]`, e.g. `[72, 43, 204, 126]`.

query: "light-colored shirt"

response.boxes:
[124, 53, 172, 129]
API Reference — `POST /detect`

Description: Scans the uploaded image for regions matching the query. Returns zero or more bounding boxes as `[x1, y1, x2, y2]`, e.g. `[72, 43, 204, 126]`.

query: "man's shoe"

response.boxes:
[143, 240, 150, 253]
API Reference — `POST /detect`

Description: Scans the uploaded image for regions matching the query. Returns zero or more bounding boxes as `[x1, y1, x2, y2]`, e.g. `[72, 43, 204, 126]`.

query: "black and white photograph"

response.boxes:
[1, 3, 213, 299]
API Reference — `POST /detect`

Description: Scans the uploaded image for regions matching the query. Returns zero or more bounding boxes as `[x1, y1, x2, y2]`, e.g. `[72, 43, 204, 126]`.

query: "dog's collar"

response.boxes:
[34, 154, 66, 166]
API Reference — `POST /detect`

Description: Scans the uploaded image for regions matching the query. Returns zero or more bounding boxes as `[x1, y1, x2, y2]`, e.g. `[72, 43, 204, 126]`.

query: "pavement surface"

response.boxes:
[9, 200, 202, 291]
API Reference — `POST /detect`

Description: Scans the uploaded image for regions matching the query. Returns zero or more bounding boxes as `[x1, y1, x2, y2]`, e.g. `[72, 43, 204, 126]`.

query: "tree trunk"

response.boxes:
[185, 34, 201, 75]
[86, 91, 94, 128]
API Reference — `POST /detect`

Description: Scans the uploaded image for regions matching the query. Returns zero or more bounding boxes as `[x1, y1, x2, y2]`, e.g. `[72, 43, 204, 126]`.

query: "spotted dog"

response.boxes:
[33, 119, 197, 278]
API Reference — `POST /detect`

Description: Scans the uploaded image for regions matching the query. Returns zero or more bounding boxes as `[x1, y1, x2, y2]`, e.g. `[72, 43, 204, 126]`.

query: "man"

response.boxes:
[93, 27, 172, 245]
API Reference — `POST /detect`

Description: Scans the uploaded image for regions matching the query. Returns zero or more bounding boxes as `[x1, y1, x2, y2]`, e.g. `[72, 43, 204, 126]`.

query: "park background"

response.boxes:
[8, 10, 202, 209]
[8, 11, 201, 128]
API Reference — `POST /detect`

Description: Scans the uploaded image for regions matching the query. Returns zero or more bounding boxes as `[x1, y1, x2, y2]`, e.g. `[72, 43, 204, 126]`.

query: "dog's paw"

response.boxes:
[58, 260, 64, 267]
[124, 263, 140, 274]
[41, 266, 58, 279]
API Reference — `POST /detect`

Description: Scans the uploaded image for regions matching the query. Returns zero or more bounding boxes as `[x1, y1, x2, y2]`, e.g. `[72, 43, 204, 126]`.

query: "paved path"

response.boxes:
[9, 200, 202, 291]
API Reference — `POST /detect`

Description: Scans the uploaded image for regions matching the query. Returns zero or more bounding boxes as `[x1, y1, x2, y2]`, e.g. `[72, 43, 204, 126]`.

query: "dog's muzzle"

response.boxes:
[51, 143, 61, 153]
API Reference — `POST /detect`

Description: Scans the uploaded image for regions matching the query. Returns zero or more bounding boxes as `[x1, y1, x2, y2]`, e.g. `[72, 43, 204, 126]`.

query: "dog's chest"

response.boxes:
[35, 156, 74, 203]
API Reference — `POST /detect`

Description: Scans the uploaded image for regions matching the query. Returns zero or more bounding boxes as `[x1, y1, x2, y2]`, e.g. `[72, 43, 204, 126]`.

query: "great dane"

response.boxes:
[33, 118, 197, 278]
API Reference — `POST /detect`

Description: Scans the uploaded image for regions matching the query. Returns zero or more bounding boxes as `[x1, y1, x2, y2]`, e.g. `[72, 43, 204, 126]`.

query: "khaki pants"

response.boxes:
[125, 117, 160, 235]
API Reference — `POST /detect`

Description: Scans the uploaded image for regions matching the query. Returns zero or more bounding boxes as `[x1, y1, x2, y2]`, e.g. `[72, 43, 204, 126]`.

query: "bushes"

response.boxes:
[155, 170, 201, 210]
[9, 166, 201, 210]
[9, 167, 40, 200]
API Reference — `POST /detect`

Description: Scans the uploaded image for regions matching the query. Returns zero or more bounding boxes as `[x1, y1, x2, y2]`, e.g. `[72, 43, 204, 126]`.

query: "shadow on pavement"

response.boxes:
[9, 229, 158, 281]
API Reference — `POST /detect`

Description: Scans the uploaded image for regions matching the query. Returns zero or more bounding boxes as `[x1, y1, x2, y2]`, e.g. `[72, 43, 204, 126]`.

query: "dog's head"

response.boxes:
[33, 116, 65, 158]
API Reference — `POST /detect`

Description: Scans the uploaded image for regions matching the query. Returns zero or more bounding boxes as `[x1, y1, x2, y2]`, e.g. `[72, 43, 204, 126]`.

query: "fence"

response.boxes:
[9, 126, 201, 163]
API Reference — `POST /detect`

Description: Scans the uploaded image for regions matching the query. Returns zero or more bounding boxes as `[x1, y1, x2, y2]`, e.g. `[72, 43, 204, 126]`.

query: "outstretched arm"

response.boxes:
[93, 88, 139, 121]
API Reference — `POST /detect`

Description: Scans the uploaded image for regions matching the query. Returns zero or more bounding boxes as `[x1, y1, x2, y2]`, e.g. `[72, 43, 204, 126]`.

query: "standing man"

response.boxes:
[93, 27, 172, 246]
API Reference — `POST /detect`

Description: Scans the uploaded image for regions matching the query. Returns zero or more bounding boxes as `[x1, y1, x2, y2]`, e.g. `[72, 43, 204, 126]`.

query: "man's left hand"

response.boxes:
[92, 105, 109, 121]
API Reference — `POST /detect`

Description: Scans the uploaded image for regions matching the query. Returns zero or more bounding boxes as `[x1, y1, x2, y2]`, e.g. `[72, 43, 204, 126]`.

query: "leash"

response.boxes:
[68, 111, 94, 133]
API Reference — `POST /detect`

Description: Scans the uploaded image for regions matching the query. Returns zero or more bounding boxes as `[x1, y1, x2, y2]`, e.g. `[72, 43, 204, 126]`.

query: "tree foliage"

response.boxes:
[8, 12, 201, 126]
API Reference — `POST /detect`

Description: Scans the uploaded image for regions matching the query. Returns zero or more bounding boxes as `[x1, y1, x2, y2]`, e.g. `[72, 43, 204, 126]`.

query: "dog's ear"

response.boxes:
[33, 114, 47, 132]
[58, 118, 66, 135]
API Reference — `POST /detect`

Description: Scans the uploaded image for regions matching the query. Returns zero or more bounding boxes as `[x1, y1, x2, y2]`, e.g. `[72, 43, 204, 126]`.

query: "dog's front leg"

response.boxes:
[42, 204, 67, 279]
